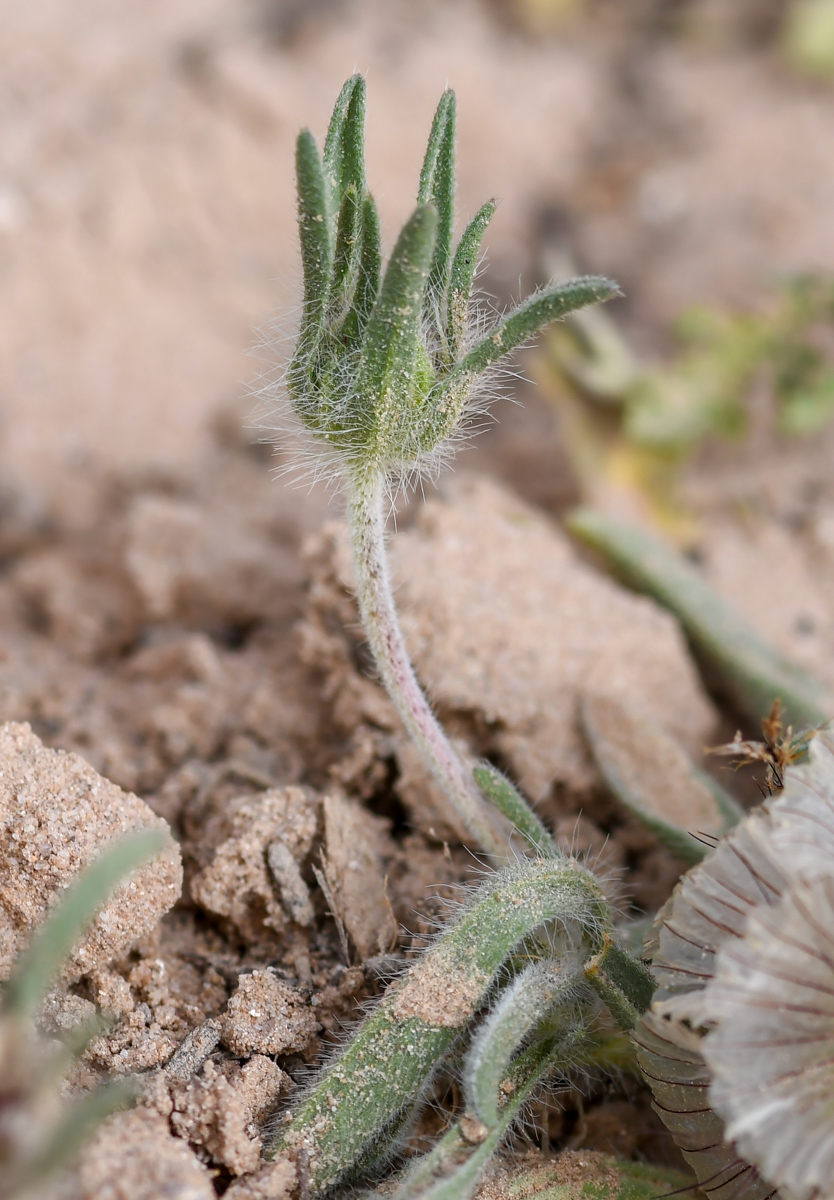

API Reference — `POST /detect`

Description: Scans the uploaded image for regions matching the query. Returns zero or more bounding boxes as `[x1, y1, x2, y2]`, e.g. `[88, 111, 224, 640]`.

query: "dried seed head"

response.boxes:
[638, 724, 834, 1200]
[704, 872, 834, 1200]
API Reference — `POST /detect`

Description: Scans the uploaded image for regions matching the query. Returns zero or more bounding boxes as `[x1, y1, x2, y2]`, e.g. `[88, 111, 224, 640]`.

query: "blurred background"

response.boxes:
[3, 0, 834, 526]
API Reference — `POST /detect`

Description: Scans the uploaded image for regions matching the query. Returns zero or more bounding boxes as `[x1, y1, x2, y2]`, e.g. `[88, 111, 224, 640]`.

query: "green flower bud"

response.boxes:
[285, 76, 619, 483]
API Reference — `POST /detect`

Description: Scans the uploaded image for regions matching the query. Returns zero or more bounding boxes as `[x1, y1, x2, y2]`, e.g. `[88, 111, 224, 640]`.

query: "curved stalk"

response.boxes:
[346, 468, 501, 854]
[464, 961, 588, 1126]
[386, 1038, 577, 1200]
[271, 858, 609, 1193]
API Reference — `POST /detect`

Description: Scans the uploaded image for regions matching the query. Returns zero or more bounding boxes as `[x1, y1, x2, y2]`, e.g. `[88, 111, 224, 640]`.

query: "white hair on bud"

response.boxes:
[246, 259, 528, 509]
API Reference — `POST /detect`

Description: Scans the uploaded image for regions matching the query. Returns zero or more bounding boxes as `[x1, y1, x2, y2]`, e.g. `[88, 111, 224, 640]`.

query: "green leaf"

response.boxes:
[451, 274, 619, 391]
[567, 507, 830, 729]
[323, 74, 366, 218]
[580, 691, 727, 866]
[323, 77, 366, 320]
[473, 763, 557, 858]
[417, 89, 455, 205]
[385, 1039, 564, 1200]
[583, 936, 655, 1032]
[419, 276, 619, 452]
[271, 858, 610, 1194]
[446, 199, 496, 358]
[418, 90, 456, 316]
[3, 830, 169, 1020]
[463, 962, 588, 1125]
[7, 1079, 136, 1197]
[294, 129, 333, 347]
[339, 193, 382, 347]
[329, 183, 362, 318]
[459, 276, 621, 378]
[352, 204, 438, 461]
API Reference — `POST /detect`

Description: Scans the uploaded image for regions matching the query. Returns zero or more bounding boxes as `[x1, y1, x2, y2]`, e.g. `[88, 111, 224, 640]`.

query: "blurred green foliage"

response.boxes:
[629, 277, 834, 445]
[486, 0, 587, 34]
[0, 832, 167, 1200]
[543, 275, 834, 535]
[785, 0, 834, 78]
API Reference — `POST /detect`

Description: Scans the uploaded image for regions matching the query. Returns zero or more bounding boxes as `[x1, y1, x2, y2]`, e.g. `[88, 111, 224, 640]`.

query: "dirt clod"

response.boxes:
[320, 792, 397, 960]
[75, 1108, 215, 1200]
[171, 1054, 287, 1175]
[124, 493, 303, 631]
[189, 787, 320, 950]
[223, 1160, 297, 1200]
[163, 1018, 224, 1085]
[267, 841, 315, 928]
[388, 476, 717, 801]
[389, 959, 487, 1028]
[222, 970, 319, 1057]
[0, 722, 182, 981]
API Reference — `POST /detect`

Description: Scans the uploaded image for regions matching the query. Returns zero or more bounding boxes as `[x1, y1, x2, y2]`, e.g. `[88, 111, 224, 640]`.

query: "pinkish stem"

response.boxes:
[346, 470, 501, 855]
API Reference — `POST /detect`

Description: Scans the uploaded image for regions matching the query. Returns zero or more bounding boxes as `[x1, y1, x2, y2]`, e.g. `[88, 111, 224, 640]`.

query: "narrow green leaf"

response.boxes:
[383, 1039, 570, 1200]
[352, 204, 438, 457]
[473, 763, 557, 858]
[329, 183, 361, 317]
[417, 89, 455, 205]
[417, 90, 456, 314]
[611, 806, 707, 866]
[3, 830, 169, 1019]
[9, 1079, 136, 1197]
[323, 76, 366, 317]
[339, 194, 381, 347]
[271, 859, 610, 1194]
[340, 77, 366, 196]
[355, 193, 382, 326]
[567, 507, 830, 729]
[446, 199, 495, 358]
[458, 275, 621, 378]
[323, 74, 366, 215]
[294, 129, 332, 344]
[384, 1034, 663, 1200]
[580, 691, 723, 867]
[584, 935, 655, 1032]
[464, 962, 586, 1126]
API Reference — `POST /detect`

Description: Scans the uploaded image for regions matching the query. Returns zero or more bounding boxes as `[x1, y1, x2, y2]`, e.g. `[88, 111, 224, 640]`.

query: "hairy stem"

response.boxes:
[464, 961, 589, 1126]
[346, 467, 501, 854]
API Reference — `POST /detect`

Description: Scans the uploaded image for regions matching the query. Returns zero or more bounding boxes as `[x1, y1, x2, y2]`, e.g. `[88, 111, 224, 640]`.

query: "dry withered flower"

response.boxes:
[638, 724, 834, 1200]
[708, 698, 817, 793]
